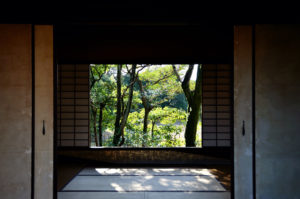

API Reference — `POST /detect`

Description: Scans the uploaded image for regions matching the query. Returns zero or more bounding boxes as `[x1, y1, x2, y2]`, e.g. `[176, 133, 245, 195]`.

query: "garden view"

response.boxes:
[90, 64, 202, 147]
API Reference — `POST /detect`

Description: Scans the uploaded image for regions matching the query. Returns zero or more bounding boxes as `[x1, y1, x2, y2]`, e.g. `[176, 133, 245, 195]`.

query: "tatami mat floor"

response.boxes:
[58, 168, 230, 199]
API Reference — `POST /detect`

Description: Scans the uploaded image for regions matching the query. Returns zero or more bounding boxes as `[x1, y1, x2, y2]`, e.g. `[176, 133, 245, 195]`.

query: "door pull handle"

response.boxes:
[242, 120, 245, 136]
[42, 120, 46, 135]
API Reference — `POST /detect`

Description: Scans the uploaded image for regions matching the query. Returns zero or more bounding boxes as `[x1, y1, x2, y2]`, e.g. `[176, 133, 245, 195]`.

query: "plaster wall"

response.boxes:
[234, 25, 253, 199]
[0, 24, 32, 199]
[255, 24, 300, 199]
[34, 25, 53, 199]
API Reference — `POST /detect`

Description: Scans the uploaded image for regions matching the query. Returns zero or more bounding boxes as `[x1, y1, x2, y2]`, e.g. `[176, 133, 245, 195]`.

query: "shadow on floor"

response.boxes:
[57, 156, 231, 191]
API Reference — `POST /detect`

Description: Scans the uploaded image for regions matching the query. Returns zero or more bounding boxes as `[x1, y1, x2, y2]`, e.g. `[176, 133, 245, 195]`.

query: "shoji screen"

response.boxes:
[57, 64, 89, 147]
[202, 64, 232, 147]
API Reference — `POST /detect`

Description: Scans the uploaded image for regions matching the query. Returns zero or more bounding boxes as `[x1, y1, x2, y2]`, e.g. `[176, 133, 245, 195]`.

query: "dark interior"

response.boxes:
[46, 4, 236, 193]
[55, 24, 233, 64]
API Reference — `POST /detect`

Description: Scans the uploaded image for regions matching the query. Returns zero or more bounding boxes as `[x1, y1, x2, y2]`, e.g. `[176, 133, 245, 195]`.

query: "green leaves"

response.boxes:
[124, 107, 187, 147]
[89, 64, 202, 147]
[138, 65, 182, 103]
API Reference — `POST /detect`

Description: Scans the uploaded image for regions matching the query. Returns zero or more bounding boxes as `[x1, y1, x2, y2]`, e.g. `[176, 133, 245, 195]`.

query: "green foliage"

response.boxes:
[123, 107, 187, 147]
[138, 65, 182, 105]
[90, 65, 116, 103]
[90, 64, 202, 147]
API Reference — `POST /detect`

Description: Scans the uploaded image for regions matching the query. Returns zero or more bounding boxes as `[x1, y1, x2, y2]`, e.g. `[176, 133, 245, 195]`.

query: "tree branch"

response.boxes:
[172, 65, 182, 83]
[136, 64, 150, 74]
[151, 71, 174, 85]
[193, 64, 202, 103]
[119, 64, 137, 145]
[97, 64, 108, 80]
[137, 76, 149, 109]
[181, 64, 194, 105]
[90, 64, 108, 88]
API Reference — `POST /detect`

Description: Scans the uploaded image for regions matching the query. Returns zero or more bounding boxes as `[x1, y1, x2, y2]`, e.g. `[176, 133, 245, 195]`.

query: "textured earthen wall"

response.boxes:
[234, 25, 254, 199]
[0, 24, 32, 199]
[34, 25, 54, 199]
[255, 24, 300, 199]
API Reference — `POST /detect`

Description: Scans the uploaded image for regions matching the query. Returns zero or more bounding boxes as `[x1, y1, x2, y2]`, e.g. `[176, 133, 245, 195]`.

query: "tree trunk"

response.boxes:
[151, 121, 156, 140]
[142, 108, 150, 147]
[92, 109, 99, 146]
[137, 78, 153, 147]
[98, 103, 105, 146]
[185, 104, 201, 146]
[113, 64, 137, 146]
[184, 65, 202, 147]
[118, 64, 137, 146]
[172, 64, 202, 147]
[121, 98, 124, 116]
[113, 64, 122, 145]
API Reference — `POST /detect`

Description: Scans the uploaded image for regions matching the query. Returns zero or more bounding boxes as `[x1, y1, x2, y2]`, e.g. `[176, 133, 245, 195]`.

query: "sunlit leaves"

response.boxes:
[90, 64, 201, 147]
[125, 107, 187, 147]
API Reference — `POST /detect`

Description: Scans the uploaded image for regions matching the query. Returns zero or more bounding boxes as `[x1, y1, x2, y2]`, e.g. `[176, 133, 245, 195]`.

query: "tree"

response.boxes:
[149, 107, 186, 146]
[90, 64, 115, 146]
[113, 64, 122, 146]
[90, 64, 201, 147]
[125, 107, 186, 147]
[172, 64, 202, 147]
[113, 64, 137, 146]
[137, 65, 181, 146]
